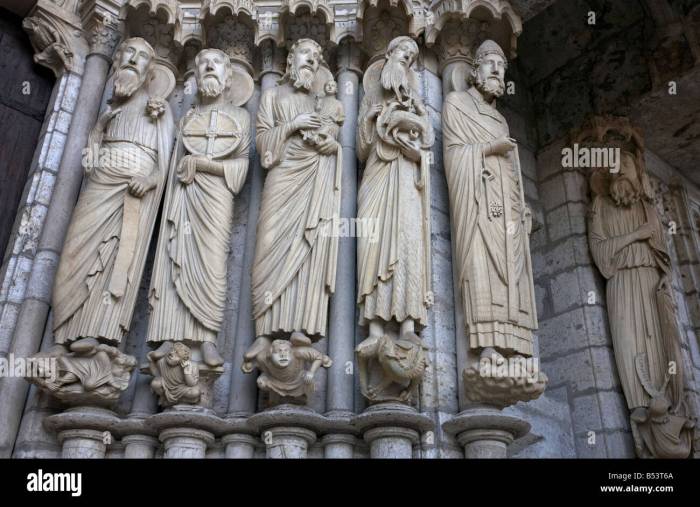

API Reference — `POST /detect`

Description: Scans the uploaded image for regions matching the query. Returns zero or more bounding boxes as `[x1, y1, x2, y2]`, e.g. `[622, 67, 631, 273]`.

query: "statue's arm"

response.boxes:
[356, 95, 380, 162]
[255, 89, 298, 169]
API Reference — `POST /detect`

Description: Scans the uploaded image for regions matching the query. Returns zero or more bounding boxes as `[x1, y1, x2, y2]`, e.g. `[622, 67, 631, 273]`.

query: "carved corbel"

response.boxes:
[23, 0, 90, 77]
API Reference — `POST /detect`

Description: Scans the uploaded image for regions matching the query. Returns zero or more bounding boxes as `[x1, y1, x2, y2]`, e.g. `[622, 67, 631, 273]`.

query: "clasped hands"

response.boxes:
[486, 136, 517, 157]
[292, 112, 338, 155]
[177, 154, 212, 185]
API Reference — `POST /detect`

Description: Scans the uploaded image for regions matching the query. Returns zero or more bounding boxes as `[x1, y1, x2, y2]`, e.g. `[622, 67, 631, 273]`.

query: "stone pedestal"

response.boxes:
[221, 416, 258, 459]
[122, 434, 159, 459]
[59, 429, 107, 459]
[147, 405, 226, 460]
[354, 403, 434, 459]
[44, 406, 121, 459]
[160, 428, 214, 459]
[248, 405, 325, 459]
[321, 433, 357, 459]
[442, 408, 530, 459]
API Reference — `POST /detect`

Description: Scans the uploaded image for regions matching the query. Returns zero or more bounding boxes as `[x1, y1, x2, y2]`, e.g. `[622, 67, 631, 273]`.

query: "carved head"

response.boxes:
[195, 48, 233, 99]
[166, 342, 191, 367]
[381, 36, 418, 99]
[324, 79, 337, 96]
[284, 38, 323, 91]
[270, 340, 293, 369]
[113, 37, 155, 99]
[470, 39, 507, 100]
[610, 151, 644, 207]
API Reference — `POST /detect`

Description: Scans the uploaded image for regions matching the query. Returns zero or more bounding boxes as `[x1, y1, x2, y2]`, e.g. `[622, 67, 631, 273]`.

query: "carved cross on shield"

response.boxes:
[182, 109, 241, 159]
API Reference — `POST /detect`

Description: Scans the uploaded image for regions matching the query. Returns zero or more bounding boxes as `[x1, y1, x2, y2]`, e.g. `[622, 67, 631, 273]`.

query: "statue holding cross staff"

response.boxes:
[147, 48, 253, 372]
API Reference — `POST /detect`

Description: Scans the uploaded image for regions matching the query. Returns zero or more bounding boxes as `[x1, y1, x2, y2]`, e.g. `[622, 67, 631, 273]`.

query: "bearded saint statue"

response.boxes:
[442, 39, 538, 367]
[147, 48, 251, 368]
[245, 38, 343, 401]
[355, 36, 434, 403]
[586, 119, 695, 458]
[51, 37, 174, 348]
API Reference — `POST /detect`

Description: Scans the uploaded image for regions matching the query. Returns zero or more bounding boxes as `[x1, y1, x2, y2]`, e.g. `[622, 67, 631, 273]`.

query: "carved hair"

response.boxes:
[194, 48, 234, 91]
[281, 38, 326, 83]
[385, 36, 418, 64]
[469, 39, 508, 85]
[172, 342, 191, 361]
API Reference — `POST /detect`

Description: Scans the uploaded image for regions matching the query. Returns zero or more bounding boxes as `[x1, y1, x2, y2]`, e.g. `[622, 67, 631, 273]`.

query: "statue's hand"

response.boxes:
[368, 103, 383, 119]
[303, 371, 315, 385]
[127, 174, 156, 197]
[292, 112, 321, 132]
[316, 135, 338, 155]
[177, 155, 198, 185]
[488, 136, 516, 156]
[397, 136, 421, 162]
[97, 107, 121, 130]
[524, 206, 533, 235]
[634, 222, 654, 242]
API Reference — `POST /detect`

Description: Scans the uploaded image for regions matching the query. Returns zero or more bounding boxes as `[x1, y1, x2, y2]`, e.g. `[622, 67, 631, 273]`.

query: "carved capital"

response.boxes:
[23, 0, 89, 77]
[80, 1, 123, 59]
[124, 0, 183, 72]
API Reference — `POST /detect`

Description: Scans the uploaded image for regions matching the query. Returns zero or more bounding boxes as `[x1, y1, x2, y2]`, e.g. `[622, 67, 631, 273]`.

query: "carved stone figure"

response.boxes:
[147, 341, 201, 406]
[242, 332, 332, 405]
[355, 36, 434, 404]
[584, 116, 695, 458]
[30, 338, 136, 406]
[32, 38, 174, 403]
[245, 38, 343, 404]
[442, 39, 545, 405]
[147, 48, 252, 373]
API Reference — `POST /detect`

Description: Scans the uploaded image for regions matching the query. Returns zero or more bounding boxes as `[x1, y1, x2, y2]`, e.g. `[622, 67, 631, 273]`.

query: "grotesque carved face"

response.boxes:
[196, 49, 229, 98]
[270, 340, 292, 368]
[473, 53, 506, 100]
[288, 40, 321, 91]
[114, 38, 153, 98]
[166, 343, 190, 366]
[610, 151, 641, 207]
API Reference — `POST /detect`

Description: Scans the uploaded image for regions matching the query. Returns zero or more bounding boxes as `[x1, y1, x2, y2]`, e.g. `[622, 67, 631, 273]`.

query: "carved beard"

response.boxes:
[289, 65, 314, 91]
[199, 74, 225, 98]
[381, 58, 410, 100]
[475, 72, 505, 99]
[610, 177, 641, 207]
[113, 66, 145, 98]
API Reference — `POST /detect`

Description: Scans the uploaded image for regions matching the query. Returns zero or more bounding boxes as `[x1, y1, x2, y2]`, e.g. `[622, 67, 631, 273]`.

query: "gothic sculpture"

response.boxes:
[584, 116, 696, 458]
[147, 341, 201, 406]
[245, 38, 344, 404]
[355, 36, 434, 404]
[442, 39, 546, 406]
[30, 37, 174, 404]
[147, 48, 252, 377]
[242, 332, 332, 405]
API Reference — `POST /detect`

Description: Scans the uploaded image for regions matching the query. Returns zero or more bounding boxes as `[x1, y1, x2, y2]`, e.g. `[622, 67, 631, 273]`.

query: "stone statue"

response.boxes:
[245, 38, 344, 404]
[242, 332, 332, 406]
[147, 341, 201, 406]
[442, 39, 545, 406]
[30, 338, 136, 406]
[584, 116, 695, 458]
[355, 36, 434, 404]
[147, 48, 252, 375]
[32, 38, 174, 404]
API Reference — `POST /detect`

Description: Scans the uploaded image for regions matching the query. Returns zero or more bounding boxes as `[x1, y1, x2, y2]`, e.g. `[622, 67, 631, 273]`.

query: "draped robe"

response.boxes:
[356, 88, 433, 328]
[52, 90, 174, 345]
[251, 85, 342, 339]
[148, 105, 250, 344]
[442, 88, 537, 356]
[589, 194, 684, 409]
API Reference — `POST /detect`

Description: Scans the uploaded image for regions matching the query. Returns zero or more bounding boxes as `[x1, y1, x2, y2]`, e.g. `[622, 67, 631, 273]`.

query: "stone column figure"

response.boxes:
[244, 38, 343, 405]
[442, 40, 546, 406]
[355, 36, 434, 404]
[28, 37, 175, 405]
[583, 116, 696, 459]
[146, 48, 253, 406]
